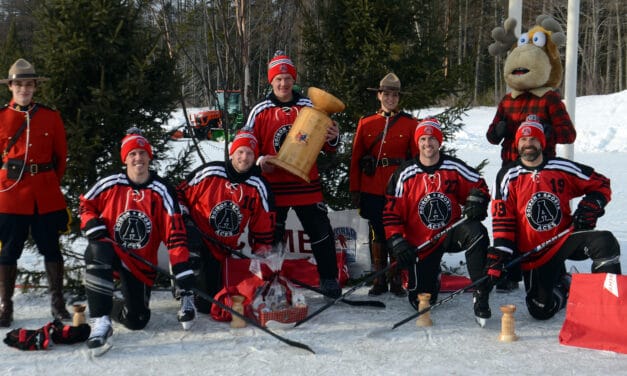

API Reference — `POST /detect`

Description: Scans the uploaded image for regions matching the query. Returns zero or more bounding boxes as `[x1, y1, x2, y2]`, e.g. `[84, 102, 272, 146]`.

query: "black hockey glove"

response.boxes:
[485, 247, 512, 285]
[388, 234, 416, 268]
[494, 120, 508, 141]
[573, 193, 606, 230]
[3, 322, 53, 351]
[463, 188, 489, 221]
[50, 319, 91, 344]
[172, 261, 196, 291]
[83, 218, 108, 241]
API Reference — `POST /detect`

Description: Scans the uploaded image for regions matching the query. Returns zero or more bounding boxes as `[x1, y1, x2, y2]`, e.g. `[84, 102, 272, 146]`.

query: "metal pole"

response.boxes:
[562, 0, 580, 161]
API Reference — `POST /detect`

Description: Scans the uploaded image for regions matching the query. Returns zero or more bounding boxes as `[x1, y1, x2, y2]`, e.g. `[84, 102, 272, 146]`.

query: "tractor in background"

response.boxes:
[170, 90, 243, 141]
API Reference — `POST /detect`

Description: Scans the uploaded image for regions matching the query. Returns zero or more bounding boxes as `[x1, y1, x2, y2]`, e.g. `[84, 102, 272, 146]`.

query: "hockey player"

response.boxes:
[488, 116, 622, 320]
[241, 50, 342, 298]
[177, 132, 275, 313]
[80, 129, 196, 352]
[383, 118, 493, 326]
[349, 73, 418, 297]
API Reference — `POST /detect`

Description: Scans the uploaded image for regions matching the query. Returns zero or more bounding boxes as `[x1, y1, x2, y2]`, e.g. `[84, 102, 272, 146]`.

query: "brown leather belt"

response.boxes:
[376, 158, 404, 167]
[2, 161, 54, 175]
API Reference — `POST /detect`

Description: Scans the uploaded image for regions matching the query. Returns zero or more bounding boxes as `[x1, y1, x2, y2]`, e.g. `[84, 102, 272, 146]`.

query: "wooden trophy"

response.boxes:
[230, 295, 247, 329]
[416, 293, 433, 327]
[267, 87, 345, 182]
[498, 304, 518, 342]
[73, 303, 87, 327]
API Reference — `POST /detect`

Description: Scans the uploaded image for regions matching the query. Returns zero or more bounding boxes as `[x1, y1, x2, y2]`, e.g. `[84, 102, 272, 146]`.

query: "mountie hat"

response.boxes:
[515, 114, 546, 149]
[267, 50, 297, 83]
[367, 73, 408, 93]
[0, 58, 50, 84]
[229, 132, 259, 158]
[120, 127, 153, 162]
[414, 118, 443, 146]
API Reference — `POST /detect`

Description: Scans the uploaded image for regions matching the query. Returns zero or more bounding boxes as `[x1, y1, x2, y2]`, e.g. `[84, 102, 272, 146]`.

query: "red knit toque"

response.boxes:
[120, 131, 153, 162]
[414, 118, 443, 146]
[515, 114, 546, 149]
[229, 132, 259, 158]
[267, 51, 296, 83]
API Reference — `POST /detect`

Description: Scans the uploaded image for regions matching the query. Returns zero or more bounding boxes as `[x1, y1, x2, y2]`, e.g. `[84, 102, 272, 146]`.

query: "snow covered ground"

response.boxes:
[3, 91, 627, 375]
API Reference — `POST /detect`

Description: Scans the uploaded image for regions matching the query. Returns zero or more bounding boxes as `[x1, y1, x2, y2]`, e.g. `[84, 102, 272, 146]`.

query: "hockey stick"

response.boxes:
[115, 241, 315, 354]
[194, 226, 385, 308]
[391, 226, 573, 330]
[294, 216, 469, 328]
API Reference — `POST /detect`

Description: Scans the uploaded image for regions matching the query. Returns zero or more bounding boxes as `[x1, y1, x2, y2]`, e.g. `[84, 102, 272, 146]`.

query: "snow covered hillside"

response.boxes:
[3, 91, 627, 375]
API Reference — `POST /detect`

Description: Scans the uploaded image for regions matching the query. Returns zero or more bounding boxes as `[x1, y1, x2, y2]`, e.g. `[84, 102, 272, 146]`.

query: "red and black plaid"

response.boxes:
[487, 90, 576, 164]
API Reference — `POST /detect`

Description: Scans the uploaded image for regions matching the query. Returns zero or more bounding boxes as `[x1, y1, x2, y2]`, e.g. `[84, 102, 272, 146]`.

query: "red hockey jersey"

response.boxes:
[383, 154, 489, 259]
[79, 172, 189, 286]
[242, 91, 337, 207]
[177, 162, 275, 262]
[492, 157, 611, 270]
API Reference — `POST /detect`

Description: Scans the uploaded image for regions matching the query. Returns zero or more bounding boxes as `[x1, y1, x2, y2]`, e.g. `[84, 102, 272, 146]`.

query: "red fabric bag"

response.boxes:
[222, 251, 349, 289]
[559, 273, 627, 354]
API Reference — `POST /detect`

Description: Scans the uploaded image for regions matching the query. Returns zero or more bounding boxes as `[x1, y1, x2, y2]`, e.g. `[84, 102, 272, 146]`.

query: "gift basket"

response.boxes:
[249, 247, 308, 326]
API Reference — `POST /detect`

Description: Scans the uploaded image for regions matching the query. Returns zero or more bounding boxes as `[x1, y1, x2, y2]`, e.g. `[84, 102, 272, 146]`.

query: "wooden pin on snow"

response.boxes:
[416, 293, 433, 327]
[498, 304, 518, 342]
[73, 303, 86, 327]
[230, 295, 247, 328]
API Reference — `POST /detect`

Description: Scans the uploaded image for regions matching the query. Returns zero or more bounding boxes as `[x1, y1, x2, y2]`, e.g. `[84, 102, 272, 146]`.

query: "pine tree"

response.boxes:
[302, 0, 472, 209]
[33, 0, 182, 231]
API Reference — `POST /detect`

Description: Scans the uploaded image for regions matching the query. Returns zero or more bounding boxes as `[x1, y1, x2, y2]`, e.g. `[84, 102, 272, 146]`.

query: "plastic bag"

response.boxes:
[249, 247, 306, 324]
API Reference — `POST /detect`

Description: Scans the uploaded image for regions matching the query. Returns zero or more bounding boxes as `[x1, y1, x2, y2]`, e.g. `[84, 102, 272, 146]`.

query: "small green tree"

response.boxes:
[33, 0, 182, 232]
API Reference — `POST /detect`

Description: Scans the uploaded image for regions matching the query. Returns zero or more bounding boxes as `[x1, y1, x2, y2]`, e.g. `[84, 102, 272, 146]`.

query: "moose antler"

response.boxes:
[488, 17, 517, 57]
[536, 14, 566, 46]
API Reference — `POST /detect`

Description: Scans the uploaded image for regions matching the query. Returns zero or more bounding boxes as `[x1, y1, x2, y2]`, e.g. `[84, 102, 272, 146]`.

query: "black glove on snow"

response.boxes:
[4, 322, 53, 351]
[463, 188, 489, 221]
[573, 193, 606, 230]
[50, 319, 91, 344]
[485, 247, 512, 285]
[388, 234, 416, 268]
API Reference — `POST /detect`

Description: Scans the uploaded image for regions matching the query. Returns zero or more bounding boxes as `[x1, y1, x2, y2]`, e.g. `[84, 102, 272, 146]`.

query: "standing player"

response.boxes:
[242, 50, 342, 298]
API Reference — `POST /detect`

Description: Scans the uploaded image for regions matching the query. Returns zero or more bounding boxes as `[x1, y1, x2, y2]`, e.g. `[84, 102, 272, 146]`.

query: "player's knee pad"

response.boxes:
[119, 306, 151, 330]
[85, 240, 115, 266]
[525, 294, 559, 320]
[589, 231, 621, 274]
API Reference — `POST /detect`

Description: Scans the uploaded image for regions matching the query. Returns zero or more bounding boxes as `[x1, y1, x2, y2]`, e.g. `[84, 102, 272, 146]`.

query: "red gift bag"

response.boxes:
[559, 273, 627, 354]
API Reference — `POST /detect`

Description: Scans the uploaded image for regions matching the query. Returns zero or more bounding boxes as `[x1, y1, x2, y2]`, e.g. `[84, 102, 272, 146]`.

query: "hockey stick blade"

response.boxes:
[391, 227, 573, 330]
[116, 242, 315, 354]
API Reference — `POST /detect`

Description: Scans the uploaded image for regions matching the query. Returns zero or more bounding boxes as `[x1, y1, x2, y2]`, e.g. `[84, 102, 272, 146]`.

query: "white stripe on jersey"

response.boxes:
[440, 159, 482, 182]
[84, 173, 128, 199]
[243, 97, 313, 131]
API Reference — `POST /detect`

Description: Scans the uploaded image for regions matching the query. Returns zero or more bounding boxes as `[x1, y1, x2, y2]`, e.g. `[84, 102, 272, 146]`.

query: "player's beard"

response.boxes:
[519, 145, 542, 162]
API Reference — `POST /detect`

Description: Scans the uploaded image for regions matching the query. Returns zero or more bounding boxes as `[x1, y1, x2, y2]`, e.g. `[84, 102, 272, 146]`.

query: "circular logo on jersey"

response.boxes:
[210, 201, 243, 237]
[114, 210, 152, 249]
[272, 125, 291, 153]
[418, 192, 452, 230]
[525, 191, 562, 231]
